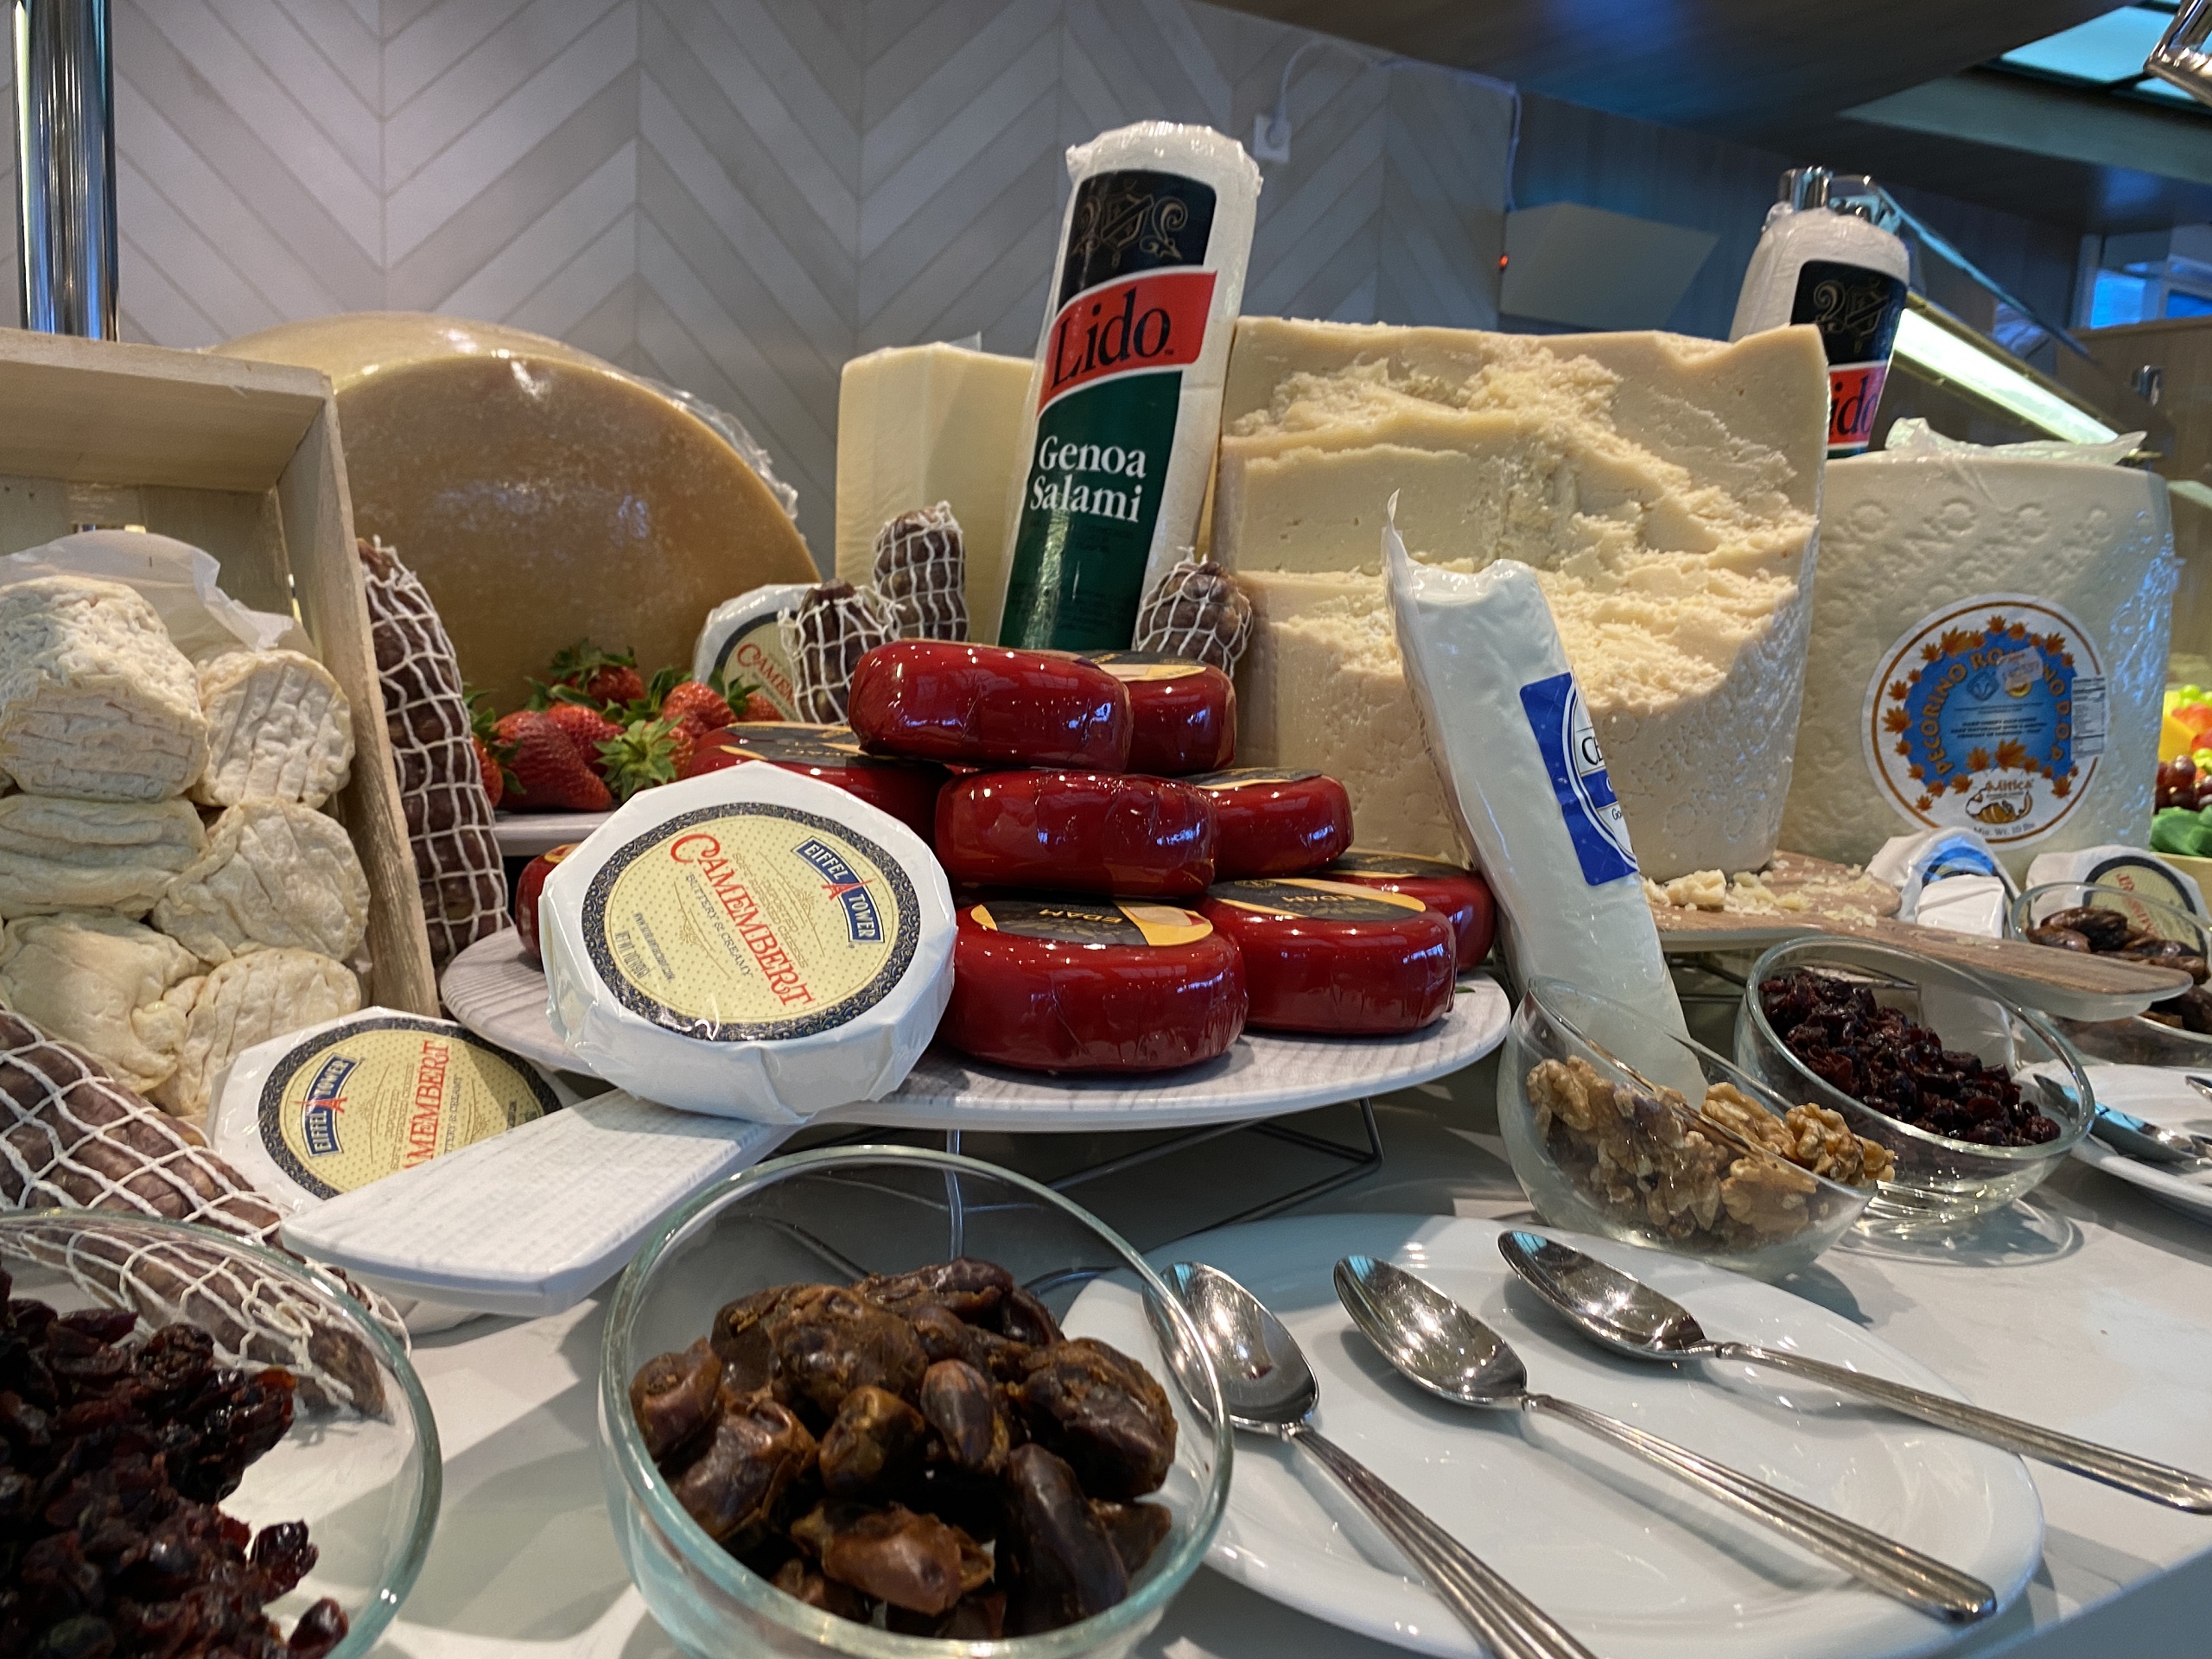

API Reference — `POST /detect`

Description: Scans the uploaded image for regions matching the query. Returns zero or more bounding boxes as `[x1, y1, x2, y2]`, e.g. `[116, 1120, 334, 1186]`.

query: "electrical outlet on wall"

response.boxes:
[1251, 111, 1292, 164]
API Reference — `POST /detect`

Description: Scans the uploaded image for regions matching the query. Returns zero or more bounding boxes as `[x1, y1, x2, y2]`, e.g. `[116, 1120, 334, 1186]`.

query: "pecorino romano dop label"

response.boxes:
[1000, 168, 1220, 652]
[582, 801, 921, 1042]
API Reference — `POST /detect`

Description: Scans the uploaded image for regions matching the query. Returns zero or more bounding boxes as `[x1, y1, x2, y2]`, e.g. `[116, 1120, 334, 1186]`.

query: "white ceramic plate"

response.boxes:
[1070, 1213, 2044, 1659]
[2069, 1065, 2212, 1224]
[491, 809, 612, 856]
[441, 931, 1509, 1129]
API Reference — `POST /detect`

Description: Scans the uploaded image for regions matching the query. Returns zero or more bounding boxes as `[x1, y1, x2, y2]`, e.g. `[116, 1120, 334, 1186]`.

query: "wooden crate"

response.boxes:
[0, 327, 437, 1015]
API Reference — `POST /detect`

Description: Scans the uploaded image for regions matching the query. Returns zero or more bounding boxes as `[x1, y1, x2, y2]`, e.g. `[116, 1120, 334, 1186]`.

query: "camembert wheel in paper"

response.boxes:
[539, 766, 954, 1123]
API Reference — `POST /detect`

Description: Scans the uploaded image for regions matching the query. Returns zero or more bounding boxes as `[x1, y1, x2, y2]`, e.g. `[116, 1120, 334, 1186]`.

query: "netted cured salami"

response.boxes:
[1131, 558, 1252, 673]
[871, 502, 968, 641]
[359, 537, 508, 970]
[0, 1009, 397, 1410]
[780, 581, 899, 722]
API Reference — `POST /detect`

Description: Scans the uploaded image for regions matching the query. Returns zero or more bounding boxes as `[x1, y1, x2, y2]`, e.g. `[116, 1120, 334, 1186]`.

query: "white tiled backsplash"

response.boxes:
[2, 0, 1510, 560]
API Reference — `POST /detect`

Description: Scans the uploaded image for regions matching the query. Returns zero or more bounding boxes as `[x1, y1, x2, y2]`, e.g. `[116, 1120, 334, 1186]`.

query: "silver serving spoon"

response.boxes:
[1337, 1255, 1995, 1624]
[1164, 1262, 1598, 1659]
[2100, 1099, 2212, 1170]
[1499, 1230, 2212, 1513]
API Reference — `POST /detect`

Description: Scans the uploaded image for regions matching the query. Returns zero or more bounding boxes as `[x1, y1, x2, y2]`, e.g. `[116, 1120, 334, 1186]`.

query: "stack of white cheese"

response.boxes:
[0, 556, 372, 1122]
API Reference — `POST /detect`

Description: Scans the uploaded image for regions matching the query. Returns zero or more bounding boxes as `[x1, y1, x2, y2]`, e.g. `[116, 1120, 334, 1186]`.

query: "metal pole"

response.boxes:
[11, 0, 118, 336]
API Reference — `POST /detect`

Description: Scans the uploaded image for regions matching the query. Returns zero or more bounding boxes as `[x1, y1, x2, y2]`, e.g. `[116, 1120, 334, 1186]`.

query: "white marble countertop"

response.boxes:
[373, 1052, 2212, 1659]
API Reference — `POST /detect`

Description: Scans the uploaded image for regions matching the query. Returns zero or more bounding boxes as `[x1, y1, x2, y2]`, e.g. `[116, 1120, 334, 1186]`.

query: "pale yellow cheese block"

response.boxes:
[1211, 317, 1830, 880]
[835, 343, 1031, 646]
[219, 314, 819, 709]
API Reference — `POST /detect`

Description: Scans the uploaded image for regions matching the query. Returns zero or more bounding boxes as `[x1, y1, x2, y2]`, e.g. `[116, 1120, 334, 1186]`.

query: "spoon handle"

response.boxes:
[1289, 1423, 1599, 1659]
[1719, 1342, 2212, 1513]
[1522, 1394, 1996, 1624]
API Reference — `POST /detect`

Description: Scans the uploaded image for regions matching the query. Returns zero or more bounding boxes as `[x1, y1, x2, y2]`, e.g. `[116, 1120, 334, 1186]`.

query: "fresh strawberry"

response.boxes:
[599, 716, 694, 803]
[513, 842, 579, 966]
[706, 668, 782, 725]
[547, 639, 645, 708]
[473, 735, 504, 808]
[661, 678, 737, 734]
[496, 709, 612, 812]
[467, 689, 515, 808]
[734, 690, 783, 722]
[542, 699, 625, 772]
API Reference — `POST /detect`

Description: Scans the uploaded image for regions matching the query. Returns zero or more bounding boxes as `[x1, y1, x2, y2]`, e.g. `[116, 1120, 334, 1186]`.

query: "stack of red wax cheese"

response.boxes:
[834, 640, 1493, 1075]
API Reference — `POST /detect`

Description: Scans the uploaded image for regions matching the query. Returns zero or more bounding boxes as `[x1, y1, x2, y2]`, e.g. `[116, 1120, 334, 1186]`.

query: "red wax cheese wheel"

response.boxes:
[514, 842, 579, 967]
[679, 721, 944, 842]
[1199, 878, 1454, 1034]
[1325, 850, 1495, 971]
[848, 640, 1131, 770]
[1093, 652, 1236, 775]
[935, 772, 1215, 897]
[943, 896, 1245, 1072]
[1189, 769, 1353, 879]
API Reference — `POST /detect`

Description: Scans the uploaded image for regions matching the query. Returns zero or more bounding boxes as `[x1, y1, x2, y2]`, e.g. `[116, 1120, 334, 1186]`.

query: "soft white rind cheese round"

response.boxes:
[692, 582, 815, 717]
[539, 765, 955, 1123]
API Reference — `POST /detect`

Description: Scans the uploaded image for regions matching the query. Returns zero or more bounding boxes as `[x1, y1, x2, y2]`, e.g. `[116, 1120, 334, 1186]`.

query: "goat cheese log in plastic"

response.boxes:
[539, 765, 954, 1122]
[1382, 498, 1686, 1035]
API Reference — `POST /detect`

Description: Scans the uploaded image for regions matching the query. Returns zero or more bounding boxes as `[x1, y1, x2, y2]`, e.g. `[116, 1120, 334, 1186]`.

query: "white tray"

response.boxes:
[441, 930, 1509, 1130]
[491, 809, 611, 856]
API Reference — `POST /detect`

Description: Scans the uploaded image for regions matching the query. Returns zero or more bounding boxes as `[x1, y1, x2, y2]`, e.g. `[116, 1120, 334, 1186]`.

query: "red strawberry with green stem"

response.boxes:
[495, 709, 612, 812]
[467, 689, 514, 809]
[540, 696, 625, 775]
[599, 716, 695, 803]
[547, 639, 645, 708]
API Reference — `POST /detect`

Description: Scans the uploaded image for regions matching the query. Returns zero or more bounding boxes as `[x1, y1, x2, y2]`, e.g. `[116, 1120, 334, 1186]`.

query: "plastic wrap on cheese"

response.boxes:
[539, 766, 954, 1123]
[1383, 501, 1685, 1036]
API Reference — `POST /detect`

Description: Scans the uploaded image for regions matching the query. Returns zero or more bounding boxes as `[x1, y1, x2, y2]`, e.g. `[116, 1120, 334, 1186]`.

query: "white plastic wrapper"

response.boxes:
[539, 765, 955, 1123]
[0, 530, 309, 661]
[1382, 499, 1686, 1037]
[996, 122, 1261, 650]
[1869, 829, 2015, 936]
[692, 580, 813, 715]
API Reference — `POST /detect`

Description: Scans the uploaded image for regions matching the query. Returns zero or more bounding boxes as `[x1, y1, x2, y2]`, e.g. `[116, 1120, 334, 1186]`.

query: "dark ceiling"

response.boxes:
[1211, 1, 2212, 230]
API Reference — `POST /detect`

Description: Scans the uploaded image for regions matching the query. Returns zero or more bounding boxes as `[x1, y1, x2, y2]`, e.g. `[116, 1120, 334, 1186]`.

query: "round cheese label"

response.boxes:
[584, 801, 921, 1041]
[708, 722, 910, 767]
[257, 1015, 559, 1201]
[1208, 878, 1427, 919]
[1093, 651, 1208, 683]
[1861, 594, 2107, 847]
[2078, 856, 2202, 924]
[1329, 849, 1472, 878]
[1186, 767, 1321, 789]
[969, 896, 1211, 947]
[710, 620, 802, 721]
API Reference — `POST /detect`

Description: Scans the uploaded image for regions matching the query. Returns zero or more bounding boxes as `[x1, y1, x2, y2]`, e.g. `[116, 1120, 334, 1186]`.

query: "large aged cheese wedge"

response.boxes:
[219, 314, 820, 709]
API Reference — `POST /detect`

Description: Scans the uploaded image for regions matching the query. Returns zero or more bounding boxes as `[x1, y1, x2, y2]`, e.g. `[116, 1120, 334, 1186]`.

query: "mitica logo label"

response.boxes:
[1039, 269, 1216, 411]
[1519, 671, 1638, 887]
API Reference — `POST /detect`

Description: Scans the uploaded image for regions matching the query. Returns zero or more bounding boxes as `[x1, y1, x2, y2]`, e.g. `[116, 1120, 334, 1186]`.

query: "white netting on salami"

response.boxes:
[780, 581, 899, 722]
[359, 537, 509, 971]
[0, 1010, 397, 1411]
[872, 502, 969, 641]
[1132, 558, 1253, 672]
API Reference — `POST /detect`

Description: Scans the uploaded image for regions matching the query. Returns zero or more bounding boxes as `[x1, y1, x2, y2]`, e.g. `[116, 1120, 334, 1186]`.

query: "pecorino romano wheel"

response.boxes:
[847, 640, 1131, 770]
[941, 895, 1246, 1072]
[1323, 849, 1496, 972]
[934, 771, 1215, 897]
[678, 721, 944, 843]
[1199, 878, 1454, 1035]
[1091, 652, 1236, 775]
[1188, 769, 1353, 880]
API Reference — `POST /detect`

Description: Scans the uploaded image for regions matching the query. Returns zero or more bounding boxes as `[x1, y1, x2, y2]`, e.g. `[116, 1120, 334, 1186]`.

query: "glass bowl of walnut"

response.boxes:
[599, 1145, 1231, 1659]
[0, 1212, 442, 1659]
[2005, 880, 2212, 1067]
[1738, 935, 2094, 1230]
[1499, 979, 1882, 1281]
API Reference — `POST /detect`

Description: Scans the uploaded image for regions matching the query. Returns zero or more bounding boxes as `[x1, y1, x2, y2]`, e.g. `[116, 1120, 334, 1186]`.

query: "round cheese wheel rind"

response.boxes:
[681, 722, 945, 843]
[539, 765, 955, 1122]
[847, 640, 1132, 769]
[1200, 878, 1453, 1034]
[1093, 652, 1236, 775]
[1325, 849, 1496, 971]
[935, 771, 1215, 896]
[1191, 769, 1353, 879]
[943, 897, 1246, 1072]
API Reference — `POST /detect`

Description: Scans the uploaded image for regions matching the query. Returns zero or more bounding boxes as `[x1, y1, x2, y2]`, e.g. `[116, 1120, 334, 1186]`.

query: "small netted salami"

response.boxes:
[1133, 558, 1253, 673]
[0, 1010, 397, 1411]
[359, 537, 508, 970]
[872, 502, 968, 641]
[779, 581, 899, 722]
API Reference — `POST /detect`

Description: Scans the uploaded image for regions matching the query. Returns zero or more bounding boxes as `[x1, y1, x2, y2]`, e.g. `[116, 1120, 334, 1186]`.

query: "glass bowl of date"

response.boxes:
[1498, 978, 1878, 1281]
[2005, 880, 2212, 1066]
[0, 1211, 442, 1659]
[1738, 935, 2094, 1230]
[598, 1145, 1232, 1659]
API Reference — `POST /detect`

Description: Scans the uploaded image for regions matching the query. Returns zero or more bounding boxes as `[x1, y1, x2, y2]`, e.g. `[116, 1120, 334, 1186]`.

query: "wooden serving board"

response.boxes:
[1649, 852, 2192, 1023]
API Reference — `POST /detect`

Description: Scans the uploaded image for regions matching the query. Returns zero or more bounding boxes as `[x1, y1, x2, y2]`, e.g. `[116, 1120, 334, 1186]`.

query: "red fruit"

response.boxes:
[735, 690, 783, 721]
[662, 679, 737, 732]
[599, 717, 695, 803]
[548, 639, 646, 708]
[496, 710, 612, 812]
[467, 689, 512, 807]
[543, 700, 625, 772]
[513, 843, 579, 967]
[473, 734, 503, 809]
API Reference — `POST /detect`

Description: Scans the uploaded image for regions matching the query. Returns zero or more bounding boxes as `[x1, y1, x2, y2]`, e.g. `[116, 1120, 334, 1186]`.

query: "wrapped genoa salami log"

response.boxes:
[0, 1009, 396, 1411]
[359, 537, 510, 970]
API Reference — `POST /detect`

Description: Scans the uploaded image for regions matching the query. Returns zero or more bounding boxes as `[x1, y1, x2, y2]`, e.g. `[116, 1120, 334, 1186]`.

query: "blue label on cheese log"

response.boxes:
[1519, 671, 1638, 886]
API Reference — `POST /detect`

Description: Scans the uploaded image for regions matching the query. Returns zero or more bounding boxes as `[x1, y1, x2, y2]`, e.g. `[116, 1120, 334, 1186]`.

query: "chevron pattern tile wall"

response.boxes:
[11, 0, 1511, 563]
